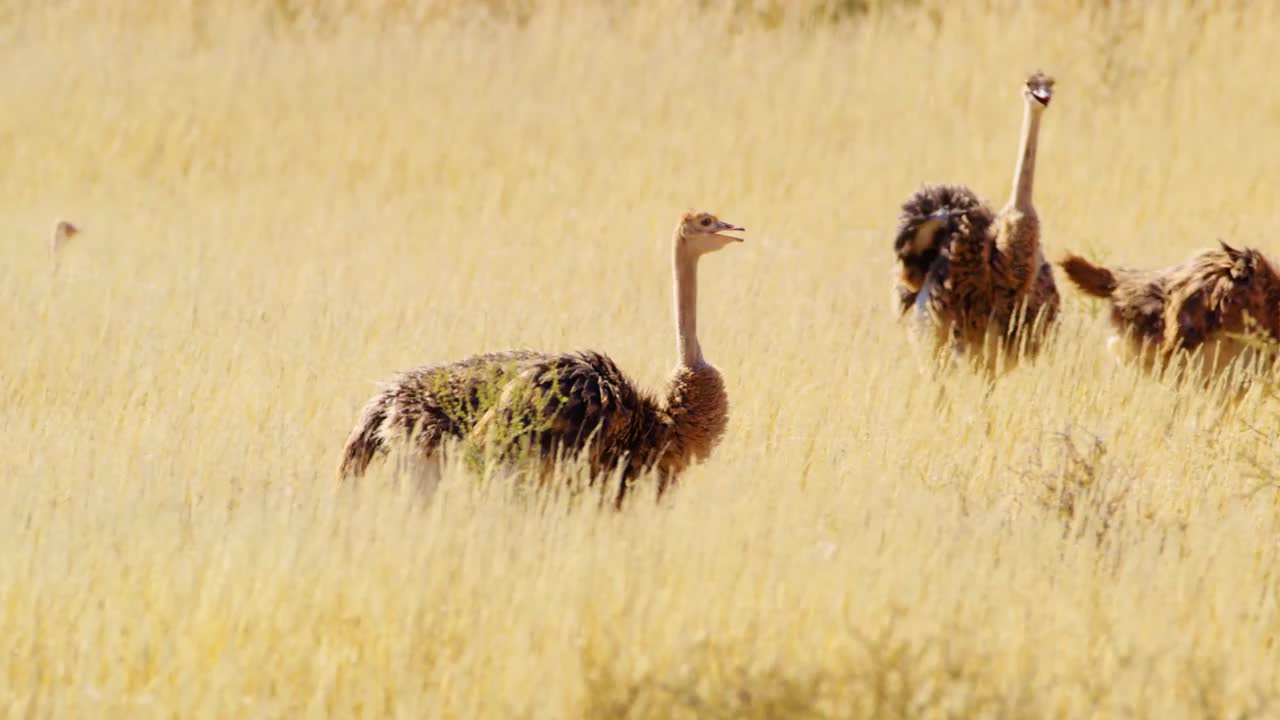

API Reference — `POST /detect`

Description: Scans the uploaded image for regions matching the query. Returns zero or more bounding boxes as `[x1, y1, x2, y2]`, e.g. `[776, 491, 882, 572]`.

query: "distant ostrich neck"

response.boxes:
[674, 239, 704, 367]
[1009, 99, 1043, 211]
[53, 223, 72, 250]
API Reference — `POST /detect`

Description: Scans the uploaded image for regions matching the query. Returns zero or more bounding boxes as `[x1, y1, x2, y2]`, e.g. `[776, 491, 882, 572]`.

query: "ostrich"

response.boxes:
[893, 71, 1060, 368]
[338, 210, 744, 505]
[1060, 242, 1280, 378]
[49, 221, 80, 275]
[50, 220, 80, 253]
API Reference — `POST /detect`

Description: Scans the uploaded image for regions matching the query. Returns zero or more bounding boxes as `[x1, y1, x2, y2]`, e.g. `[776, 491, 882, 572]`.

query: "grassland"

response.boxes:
[2, 0, 1280, 716]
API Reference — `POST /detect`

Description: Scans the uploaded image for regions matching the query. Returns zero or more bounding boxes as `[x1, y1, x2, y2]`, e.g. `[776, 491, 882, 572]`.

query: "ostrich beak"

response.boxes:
[1029, 88, 1052, 106]
[713, 220, 745, 240]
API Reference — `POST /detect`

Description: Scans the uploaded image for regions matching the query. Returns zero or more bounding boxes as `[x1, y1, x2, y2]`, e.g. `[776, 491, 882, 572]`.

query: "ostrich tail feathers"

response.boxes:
[338, 390, 392, 479]
[1059, 253, 1118, 298]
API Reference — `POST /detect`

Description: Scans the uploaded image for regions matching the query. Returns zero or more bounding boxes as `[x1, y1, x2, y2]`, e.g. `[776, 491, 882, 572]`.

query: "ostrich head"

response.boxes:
[677, 210, 745, 256]
[1023, 71, 1054, 108]
[900, 207, 956, 257]
[1217, 241, 1280, 338]
[56, 220, 80, 239]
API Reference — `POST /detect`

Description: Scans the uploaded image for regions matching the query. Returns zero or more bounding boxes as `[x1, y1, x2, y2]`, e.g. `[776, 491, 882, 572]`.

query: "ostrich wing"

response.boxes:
[470, 351, 666, 470]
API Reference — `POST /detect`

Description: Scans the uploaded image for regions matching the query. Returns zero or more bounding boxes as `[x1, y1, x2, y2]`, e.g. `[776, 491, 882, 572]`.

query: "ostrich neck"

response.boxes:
[673, 243, 704, 368]
[1009, 101, 1042, 211]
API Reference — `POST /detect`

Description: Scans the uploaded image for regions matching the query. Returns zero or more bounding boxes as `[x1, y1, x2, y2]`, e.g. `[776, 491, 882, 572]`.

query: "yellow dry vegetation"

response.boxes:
[2, 1, 1279, 716]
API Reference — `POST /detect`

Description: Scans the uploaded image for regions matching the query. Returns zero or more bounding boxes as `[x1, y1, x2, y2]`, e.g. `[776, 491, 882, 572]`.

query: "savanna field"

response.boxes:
[3, 0, 1280, 716]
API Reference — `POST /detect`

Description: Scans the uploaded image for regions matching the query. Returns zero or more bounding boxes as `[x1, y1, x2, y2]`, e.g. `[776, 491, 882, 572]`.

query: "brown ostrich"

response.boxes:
[49, 221, 80, 275]
[338, 210, 744, 505]
[893, 71, 1060, 368]
[50, 220, 80, 253]
[1059, 242, 1280, 378]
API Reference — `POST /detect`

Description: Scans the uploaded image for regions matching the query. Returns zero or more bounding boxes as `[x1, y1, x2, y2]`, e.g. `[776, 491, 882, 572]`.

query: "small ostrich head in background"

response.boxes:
[50, 221, 81, 254]
[1024, 70, 1054, 108]
[676, 210, 745, 256]
[900, 207, 956, 259]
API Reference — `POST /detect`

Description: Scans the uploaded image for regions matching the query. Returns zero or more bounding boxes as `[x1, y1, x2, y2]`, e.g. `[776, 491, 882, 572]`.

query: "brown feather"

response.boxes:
[893, 183, 1059, 363]
[1058, 244, 1280, 375]
[1059, 254, 1118, 298]
[338, 350, 727, 506]
[337, 350, 538, 479]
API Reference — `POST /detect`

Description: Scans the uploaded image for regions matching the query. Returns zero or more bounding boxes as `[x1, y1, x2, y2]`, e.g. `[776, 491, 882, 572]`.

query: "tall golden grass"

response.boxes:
[3, 0, 1279, 715]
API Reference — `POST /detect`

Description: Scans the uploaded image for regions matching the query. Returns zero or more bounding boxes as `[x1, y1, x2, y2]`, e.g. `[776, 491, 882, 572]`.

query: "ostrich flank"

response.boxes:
[893, 70, 1060, 368]
[1060, 242, 1280, 377]
[338, 210, 744, 506]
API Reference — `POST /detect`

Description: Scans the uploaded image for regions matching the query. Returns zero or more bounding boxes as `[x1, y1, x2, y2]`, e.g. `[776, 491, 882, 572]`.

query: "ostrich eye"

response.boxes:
[700, 217, 712, 228]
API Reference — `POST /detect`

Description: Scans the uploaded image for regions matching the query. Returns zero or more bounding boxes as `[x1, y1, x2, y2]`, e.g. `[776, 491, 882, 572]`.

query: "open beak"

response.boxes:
[713, 220, 745, 240]
[1029, 88, 1052, 107]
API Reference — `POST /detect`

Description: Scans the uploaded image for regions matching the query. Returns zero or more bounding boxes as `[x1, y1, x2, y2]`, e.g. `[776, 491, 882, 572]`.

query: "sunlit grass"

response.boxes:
[2, 1, 1279, 716]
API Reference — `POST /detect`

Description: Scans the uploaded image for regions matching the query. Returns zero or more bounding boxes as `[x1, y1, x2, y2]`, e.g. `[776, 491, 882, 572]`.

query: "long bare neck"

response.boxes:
[673, 240, 704, 368]
[1009, 101, 1043, 211]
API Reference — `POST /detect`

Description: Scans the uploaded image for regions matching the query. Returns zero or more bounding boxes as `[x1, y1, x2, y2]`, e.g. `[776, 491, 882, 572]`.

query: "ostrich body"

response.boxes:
[893, 71, 1059, 366]
[1060, 243, 1280, 376]
[338, 210, 744, 504]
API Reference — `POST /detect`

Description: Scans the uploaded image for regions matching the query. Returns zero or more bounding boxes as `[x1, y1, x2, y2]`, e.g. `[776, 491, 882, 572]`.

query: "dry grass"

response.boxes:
[3, 0, 1280, 716]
